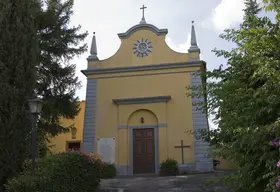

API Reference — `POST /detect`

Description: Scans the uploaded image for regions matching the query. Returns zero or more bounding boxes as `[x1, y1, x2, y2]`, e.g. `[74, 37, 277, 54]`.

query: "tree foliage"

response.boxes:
[188, 0, 280, 191]
[0, 0, 39, 190]
[35, 0, 87, 137]
[31, 0, 88, 158]
[0, 0, 87, 190]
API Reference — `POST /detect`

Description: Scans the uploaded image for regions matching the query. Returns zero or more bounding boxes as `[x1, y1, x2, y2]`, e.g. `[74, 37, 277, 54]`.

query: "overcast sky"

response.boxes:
[69, 0, 268, 129]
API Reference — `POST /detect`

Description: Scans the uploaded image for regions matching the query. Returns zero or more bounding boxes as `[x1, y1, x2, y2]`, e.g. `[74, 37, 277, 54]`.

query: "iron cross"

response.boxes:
[174, 140, 190, 164]
[140, 5, 147, 19]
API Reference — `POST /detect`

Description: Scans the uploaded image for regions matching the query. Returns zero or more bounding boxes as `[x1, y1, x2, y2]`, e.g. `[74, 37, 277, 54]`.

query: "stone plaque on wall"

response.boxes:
[97, 138, 115, 163]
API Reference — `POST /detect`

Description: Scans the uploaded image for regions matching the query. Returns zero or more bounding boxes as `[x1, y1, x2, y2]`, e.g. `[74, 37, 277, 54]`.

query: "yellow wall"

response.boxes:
[48, 100, 235, 169]
[88, 29, 199, 69]
[48, 100, 235, 170]
[49, 101, 85, 153]
[94, 71, 196, 166]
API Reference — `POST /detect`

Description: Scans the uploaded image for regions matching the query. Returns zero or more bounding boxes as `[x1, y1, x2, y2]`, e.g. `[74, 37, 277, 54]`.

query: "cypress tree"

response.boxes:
[0, 0, 39, 190]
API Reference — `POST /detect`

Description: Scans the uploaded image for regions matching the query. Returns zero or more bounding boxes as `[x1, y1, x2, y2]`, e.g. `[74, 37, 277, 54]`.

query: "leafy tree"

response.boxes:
[0, 0, 39, 190]
[188, 0, 280, 191]
[263, 0, 280, 20]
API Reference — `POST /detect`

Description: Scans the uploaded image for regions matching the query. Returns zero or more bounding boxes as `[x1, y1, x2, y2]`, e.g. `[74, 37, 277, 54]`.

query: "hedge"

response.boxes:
[6, 151, 101, 192]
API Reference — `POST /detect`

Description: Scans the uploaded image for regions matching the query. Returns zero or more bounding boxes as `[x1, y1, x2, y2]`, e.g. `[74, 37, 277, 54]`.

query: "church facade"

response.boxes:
[81, 11, 213, 175]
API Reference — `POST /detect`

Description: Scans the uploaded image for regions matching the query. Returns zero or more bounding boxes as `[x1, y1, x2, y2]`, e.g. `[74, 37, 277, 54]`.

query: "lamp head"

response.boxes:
[28, 97, 43, 114]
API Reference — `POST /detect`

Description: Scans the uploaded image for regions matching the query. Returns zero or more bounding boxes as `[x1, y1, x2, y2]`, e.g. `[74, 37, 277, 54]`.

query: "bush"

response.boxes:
[159, 159, 179, 176]
[93, 159, 117, 179]
[101, 162, 117, 179]
[6, 151, 101, 192]
[22, 158, 44, 172]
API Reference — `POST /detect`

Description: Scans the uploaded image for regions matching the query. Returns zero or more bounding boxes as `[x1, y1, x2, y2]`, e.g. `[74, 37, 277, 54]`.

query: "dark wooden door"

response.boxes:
[133, 128, 155, 174]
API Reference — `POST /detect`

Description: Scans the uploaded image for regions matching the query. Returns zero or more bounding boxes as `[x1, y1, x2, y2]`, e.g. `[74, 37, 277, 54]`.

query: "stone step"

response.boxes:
[157, 187, 201, 191]
[99, 186, 229, 192]
[99, 188, 124, 192]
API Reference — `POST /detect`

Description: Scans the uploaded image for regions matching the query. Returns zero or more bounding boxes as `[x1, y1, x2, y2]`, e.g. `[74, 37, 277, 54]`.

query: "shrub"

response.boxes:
[22, 158, 44, 172]
[93, 159, 117, 179]
[159, 158, 179, 176]
[101, 162, 117, 179]
[6, 151, 101, 192]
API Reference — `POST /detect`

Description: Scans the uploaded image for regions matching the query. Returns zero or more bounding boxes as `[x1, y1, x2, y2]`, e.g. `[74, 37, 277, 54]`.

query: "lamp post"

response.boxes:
[27, 97, 43, 176]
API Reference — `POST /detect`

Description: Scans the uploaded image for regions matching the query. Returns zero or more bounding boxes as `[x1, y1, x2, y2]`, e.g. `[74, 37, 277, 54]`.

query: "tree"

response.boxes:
[0, 0, 39, 190]
[263, 0, 280, 20]
[244, 0, 262, 16]
[188, 0, 280, 191]
[1, 0, 87, 189]
[35, 0, 87, 138]
[31, 0, 87, 157]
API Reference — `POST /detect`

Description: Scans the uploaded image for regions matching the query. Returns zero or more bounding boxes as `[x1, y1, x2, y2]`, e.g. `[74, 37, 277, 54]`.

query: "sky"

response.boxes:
[69, 0, 266, 129]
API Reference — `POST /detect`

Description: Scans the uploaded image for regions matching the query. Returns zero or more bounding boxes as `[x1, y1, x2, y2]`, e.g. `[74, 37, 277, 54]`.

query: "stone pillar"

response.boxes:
[81, 78, 97, 153]
[190, 72, 213, 172]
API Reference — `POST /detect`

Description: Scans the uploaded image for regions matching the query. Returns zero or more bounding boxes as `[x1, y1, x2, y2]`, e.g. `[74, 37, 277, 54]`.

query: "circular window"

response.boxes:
[133, 39, 152, 57]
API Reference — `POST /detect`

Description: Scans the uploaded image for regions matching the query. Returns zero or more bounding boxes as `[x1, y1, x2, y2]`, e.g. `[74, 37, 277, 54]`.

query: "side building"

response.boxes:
[49, 101, 85, 153]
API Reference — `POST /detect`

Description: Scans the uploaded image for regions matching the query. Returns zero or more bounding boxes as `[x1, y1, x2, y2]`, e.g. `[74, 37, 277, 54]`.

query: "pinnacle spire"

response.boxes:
[87, 32, 99, 61]
[188, 21, 200, 54]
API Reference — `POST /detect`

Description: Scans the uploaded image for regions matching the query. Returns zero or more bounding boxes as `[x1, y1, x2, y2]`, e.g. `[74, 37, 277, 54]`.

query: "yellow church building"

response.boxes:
[50, 8, 214, 175]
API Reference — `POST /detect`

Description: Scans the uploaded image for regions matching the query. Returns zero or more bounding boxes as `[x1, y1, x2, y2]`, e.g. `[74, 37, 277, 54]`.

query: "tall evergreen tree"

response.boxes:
[0, 0, 87, 188]
[0, 0, 39, 190]
[35, 0, 87, 138]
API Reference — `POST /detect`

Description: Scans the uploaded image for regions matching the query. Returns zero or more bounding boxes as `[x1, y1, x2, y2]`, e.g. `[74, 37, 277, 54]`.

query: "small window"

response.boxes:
[67, 141, 81, 151]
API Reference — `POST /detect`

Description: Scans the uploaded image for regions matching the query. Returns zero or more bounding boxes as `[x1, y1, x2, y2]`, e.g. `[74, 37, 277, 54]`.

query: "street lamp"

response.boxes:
[28, 98, 43, 114]
[27, 97, 43, 176]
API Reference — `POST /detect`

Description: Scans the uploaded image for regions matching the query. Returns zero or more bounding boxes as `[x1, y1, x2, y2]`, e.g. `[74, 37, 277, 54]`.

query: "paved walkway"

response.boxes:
[100, 171, 232, 192]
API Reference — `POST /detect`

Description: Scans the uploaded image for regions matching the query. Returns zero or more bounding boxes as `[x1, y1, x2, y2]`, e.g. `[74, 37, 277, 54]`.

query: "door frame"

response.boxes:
[129, 126, 159, 175]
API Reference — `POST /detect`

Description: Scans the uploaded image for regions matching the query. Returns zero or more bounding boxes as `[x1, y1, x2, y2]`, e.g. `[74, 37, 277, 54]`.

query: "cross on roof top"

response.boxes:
[140, 5, 147, 24]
